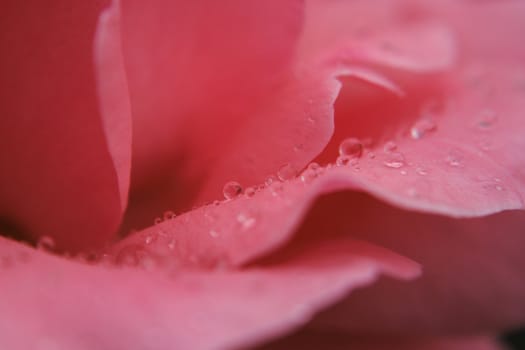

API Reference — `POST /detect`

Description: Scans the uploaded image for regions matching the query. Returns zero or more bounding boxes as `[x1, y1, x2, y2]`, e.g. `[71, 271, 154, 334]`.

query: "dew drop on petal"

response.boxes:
[410, 119, 437, 139]
[36, 236, 55, 252]
[300, 169, 317, 184]
[269, 181, 284, 196]
[277, 163, 297, 181]
[336, 155, 351, 166]
[237, 213, 256, 230]
[383, 141, 398, 153]
[163, 210, 176, 220]
[244, 186, 256, 197]
[338, 137, 363, 158]
[167, 238, 176, 250]
[415, 167, 428, 176]
[153, 217, 163, 225]
[265, 175, 277, 187]
[209, 229, 219, 238]
[400, 170, 408, 175]
[144, 233, 156, 245]
[446, 150, 463, 167]
[477, 109, 497, 129]
[383, 152, 405, 168]
[116, 246, 148, 267]
[223, 181, 243, 200]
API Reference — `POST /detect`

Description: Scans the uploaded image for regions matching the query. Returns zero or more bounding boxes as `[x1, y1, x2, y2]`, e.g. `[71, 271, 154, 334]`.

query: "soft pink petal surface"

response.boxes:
[0, 0, 131, 251]
[0, 236, 417, 350]
[118, 158, 525, 334]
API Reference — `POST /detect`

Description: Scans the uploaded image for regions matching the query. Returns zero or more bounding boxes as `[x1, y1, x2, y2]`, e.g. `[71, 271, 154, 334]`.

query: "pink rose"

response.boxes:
[1, 0, 524, 349]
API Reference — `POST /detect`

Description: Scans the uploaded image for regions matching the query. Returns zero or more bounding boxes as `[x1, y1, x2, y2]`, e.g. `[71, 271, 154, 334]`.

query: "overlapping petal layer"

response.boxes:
[0, 236, 417, 350]
[0, 0, 131, 251]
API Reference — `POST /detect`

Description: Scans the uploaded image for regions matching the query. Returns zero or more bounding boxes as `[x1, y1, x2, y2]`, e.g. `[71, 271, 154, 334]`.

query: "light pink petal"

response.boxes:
[0, 235, 417, 350]
[319, 63, 525, 217]
[0, 1, 131, 251]
[257, 330, 503, 350]
[306, 191, 525, 335]
[94, 0, 132, 207]
[414, 0, 525, 62]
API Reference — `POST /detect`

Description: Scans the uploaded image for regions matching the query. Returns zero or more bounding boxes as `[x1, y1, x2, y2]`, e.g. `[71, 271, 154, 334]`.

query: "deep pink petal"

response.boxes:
[0, 0, 131, 251]
[256, 330, 503, 350]
[118, 0, 459, 233]
[306, 191, 525, 335]
[119, 0, 306, 229]
[0, 236, 417, 350]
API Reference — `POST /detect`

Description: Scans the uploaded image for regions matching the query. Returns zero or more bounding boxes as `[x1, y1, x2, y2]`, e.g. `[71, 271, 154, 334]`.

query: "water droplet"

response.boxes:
[163, 210, 176, 220]
[383, 141, 398, 153]
[115, 245, 149, 268]
[223, 181, 243, 200]
[269, 181, 284, 196]
[244, 186, 256, 197]
[277, 163, 297, 181]
[265, 175, 277, 187]
[167, 238, 176, 250]
[415, 167, 428, 176]
[477, 109, 497, 129]
[410, 119, 437, 139]
[446, 150, 463, 167]
[153, 217, 163, 225]
[338, 137, 363, 158]
[400, 170, 408, 175]
[209, 229, 219, 238]
[336, 155, 350, 166]
[367, 152, 376, 159]
[144, 233, 156, 245]
[300, 169, 317, 184]
[237, 213, 256, 230]
[383, 152, 405, 168]
[37, 236, 55, 252]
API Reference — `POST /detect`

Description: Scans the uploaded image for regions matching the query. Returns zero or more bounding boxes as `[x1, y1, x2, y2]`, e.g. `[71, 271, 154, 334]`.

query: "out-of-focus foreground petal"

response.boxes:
[0, 0, 132, 251]
[307, 191, 525, 335]
[256, 329, 503, 350]
[0, 235, 418, 350]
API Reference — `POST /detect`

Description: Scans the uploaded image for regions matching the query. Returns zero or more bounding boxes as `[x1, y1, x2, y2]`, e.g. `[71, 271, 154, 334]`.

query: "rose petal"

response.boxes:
[94, 0, 132, 207]
[119, 0, 305, 229]
[417, 0, 525, 62]
[0, 236, 418, 350]
[306, 191, 525, 335]
[119, 163, 524, 334]
[119, 0, 459, 232]
[319, 64, 525, 217]
[257, 330, 503, 350]
[0, 0, 131, 251]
